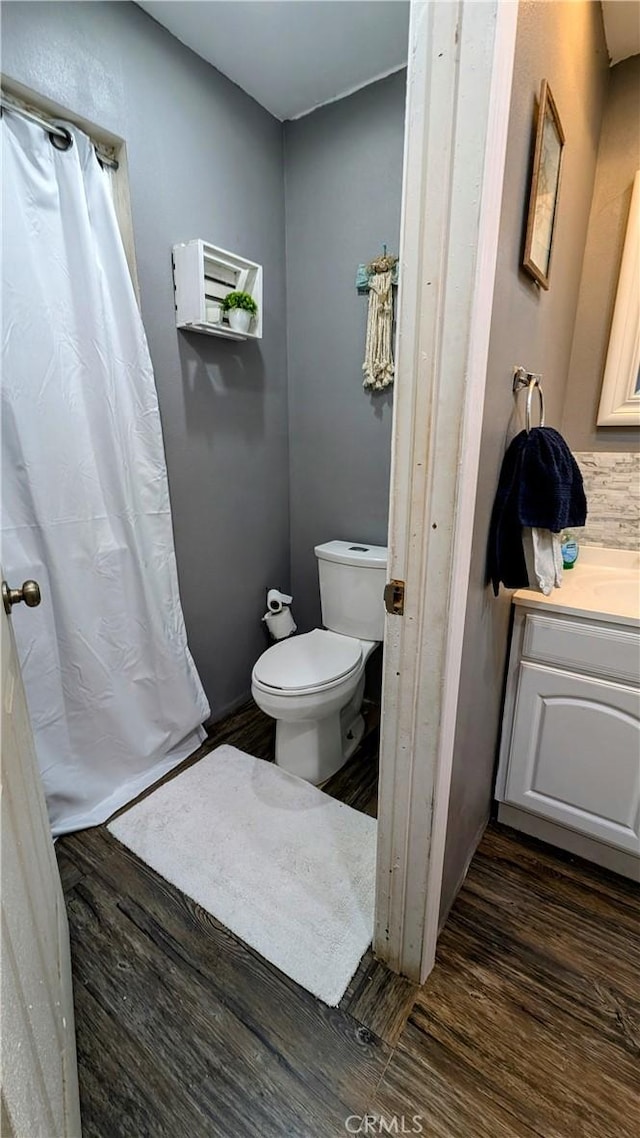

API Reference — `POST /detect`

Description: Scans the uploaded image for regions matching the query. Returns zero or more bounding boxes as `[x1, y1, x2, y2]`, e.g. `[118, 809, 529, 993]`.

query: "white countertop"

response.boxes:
[513, 545, 640, 627]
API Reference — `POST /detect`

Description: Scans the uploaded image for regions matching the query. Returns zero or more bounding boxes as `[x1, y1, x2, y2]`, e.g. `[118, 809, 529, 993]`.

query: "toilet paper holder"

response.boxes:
[262, 587, 297, 640]
[266, 588, 293, 614]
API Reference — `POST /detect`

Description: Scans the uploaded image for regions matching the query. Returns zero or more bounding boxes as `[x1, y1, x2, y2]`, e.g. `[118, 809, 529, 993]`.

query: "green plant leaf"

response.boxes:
[222, 290, 258, 315]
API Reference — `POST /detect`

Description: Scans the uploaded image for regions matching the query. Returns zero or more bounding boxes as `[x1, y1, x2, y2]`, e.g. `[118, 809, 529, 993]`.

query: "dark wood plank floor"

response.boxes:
[373, 827, 640, 1138]
[57, 701, 640, 1138]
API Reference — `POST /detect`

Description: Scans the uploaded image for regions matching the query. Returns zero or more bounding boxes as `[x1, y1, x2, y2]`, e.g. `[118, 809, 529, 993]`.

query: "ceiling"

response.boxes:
[137, 1, 410, 121]
[136, 2, 638, 118]
[601, 0, 640, 65]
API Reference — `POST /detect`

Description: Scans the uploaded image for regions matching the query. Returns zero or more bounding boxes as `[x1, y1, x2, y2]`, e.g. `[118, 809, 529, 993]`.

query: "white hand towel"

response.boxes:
[522, 528, 563, 595]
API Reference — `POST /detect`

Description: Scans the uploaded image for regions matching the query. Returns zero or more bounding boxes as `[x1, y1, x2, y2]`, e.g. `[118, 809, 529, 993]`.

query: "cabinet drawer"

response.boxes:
[522, 614, 639, 684]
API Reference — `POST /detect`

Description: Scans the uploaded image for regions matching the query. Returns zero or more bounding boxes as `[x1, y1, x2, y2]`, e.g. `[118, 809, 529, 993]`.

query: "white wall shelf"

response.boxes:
[172, 240, 263, 340]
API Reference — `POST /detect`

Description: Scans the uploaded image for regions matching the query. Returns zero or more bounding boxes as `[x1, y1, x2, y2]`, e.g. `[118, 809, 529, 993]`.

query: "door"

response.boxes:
[505, 662, 640, 853]
[1, 577, 82, 1136]
[374, 0, 518, 980]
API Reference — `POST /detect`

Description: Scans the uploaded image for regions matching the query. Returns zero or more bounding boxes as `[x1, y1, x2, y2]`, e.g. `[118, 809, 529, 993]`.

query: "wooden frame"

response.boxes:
[523, 80, 565, 290]
[597, 171, 640, 426]
[374, 0, 518, 982]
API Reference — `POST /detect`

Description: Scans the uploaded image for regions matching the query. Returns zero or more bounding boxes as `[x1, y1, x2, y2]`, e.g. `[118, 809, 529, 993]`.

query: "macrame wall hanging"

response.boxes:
[357, 250, 399, 392]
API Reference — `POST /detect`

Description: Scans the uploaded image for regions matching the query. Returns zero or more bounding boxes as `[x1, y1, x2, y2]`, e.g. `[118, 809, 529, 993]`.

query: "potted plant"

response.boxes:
[222, 290, 258, 334]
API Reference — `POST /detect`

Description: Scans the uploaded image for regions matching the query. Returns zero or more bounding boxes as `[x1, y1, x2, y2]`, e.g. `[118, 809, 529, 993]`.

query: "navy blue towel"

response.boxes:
[488, 427, 587, 595]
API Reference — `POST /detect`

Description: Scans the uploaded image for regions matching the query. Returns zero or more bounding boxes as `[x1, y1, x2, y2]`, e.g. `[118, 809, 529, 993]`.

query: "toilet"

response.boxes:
[251, 540, 387, 784]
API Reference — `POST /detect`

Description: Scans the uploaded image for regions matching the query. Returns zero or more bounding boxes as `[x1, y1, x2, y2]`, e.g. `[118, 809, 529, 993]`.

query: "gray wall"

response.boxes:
[284, 72, 406, 631]
[2, 1, 290, 719]
[563, 55, 640, 453]
[440, 0, 609, 919]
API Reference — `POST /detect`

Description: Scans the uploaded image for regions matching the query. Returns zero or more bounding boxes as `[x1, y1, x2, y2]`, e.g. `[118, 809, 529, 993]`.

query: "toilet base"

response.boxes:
[274, 675, 367, 785]
[343, 712, 365, 762]
[275, 714, 345, 785]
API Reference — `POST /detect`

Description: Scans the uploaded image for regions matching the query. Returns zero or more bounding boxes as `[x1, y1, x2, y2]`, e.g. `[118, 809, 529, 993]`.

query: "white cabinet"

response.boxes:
[506, 662, 639, 850]
[497, 606, 640, 873]
[172, 240, 262, 341]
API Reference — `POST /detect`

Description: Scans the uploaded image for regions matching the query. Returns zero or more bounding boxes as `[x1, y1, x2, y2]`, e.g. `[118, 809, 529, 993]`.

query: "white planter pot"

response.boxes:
[228, 308, 252, 334]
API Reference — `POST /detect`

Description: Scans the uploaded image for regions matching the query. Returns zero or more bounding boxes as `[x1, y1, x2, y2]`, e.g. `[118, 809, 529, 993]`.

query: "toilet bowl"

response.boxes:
[252, 629, 378, 784]
[251, 539, 388, 785]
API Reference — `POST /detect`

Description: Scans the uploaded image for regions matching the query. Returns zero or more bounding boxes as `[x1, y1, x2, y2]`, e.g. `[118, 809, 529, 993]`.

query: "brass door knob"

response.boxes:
[2, 579, 42, 615]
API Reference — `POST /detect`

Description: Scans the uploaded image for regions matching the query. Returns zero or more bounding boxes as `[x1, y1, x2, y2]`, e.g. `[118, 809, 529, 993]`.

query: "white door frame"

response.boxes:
[375, 0, 518, 983]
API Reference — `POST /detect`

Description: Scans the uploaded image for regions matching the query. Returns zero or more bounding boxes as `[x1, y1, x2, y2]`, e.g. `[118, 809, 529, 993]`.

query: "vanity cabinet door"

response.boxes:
[505, 663, 640, 853]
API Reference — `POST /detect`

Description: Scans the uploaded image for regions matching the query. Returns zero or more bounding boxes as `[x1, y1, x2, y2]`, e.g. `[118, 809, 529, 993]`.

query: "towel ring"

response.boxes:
[525, 377, 545, 432]
[513, 367, 545, 433]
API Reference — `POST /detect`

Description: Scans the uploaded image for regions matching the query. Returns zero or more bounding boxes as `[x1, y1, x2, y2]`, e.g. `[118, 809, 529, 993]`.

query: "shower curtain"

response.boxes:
[1, 111, 210, 836]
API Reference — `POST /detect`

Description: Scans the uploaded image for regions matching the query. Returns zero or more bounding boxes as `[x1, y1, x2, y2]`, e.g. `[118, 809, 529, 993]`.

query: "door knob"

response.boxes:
[2, 579, 42, 615]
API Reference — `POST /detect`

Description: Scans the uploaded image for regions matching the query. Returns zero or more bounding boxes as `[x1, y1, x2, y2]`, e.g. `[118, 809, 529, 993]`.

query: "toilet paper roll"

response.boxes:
[266, 588, 293, 614]
[263, 607, 297, 640]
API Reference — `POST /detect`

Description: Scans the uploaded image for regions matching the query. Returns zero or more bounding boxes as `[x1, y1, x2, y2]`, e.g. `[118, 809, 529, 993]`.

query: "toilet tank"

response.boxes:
[315, 541, 388, 641]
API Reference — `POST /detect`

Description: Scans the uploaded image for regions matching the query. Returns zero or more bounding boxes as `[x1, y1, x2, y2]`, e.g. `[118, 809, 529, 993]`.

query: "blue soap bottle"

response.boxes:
[561, 531, 579, 570]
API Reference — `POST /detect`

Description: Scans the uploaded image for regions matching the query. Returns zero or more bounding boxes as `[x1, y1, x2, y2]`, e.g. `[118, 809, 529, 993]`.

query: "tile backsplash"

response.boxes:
[575, 451, 640, 549]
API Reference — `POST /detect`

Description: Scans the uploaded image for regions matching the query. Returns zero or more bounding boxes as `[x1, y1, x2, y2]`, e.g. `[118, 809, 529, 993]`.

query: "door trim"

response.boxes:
[374, 0, 518, 982]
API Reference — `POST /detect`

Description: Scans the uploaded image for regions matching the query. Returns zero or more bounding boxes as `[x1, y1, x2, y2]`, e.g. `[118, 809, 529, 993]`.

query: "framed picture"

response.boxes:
[597, 171, 640, 426]
[523, 80, 565, 290]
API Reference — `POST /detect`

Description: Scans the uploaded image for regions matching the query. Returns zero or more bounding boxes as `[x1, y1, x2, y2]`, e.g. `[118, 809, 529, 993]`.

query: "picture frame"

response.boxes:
[597, 171, 640, 426]
[523, 79, 565, 290]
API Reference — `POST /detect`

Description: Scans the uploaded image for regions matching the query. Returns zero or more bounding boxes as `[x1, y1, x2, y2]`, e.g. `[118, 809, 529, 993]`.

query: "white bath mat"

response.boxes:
[108, 745, 377, 1006]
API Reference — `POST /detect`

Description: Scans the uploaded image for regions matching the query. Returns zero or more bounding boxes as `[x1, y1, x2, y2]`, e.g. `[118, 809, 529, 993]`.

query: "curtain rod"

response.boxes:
[0, 95, 120, 171]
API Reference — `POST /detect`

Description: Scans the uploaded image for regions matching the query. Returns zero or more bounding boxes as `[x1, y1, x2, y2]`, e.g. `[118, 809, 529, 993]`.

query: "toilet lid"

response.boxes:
[253, 629, 362, 692]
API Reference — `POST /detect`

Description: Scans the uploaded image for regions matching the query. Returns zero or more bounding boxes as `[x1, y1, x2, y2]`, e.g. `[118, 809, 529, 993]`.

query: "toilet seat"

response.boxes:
[252, 629, 362, 695]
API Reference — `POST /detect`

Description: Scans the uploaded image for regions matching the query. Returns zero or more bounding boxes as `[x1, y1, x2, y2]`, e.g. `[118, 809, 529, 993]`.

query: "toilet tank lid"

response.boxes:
[315, 540, 388, 569]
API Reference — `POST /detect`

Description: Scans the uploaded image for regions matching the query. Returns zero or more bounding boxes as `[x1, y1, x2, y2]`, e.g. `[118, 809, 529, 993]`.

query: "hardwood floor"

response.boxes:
[56, 701, 639, 1138]
[373, 827, 640, 1138]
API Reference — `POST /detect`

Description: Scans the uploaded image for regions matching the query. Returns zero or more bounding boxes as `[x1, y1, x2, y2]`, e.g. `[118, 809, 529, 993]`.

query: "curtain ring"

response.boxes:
[49, 127, 73, 152]
[526, 377, 545, 433]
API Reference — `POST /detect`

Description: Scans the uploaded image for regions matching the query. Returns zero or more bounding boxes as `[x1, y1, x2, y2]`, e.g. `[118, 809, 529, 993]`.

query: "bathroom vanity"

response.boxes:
[496, 547, 640, 879]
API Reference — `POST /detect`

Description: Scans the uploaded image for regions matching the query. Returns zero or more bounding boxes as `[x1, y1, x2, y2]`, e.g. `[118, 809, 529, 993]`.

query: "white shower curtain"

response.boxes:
[1, 111, 210, 836]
